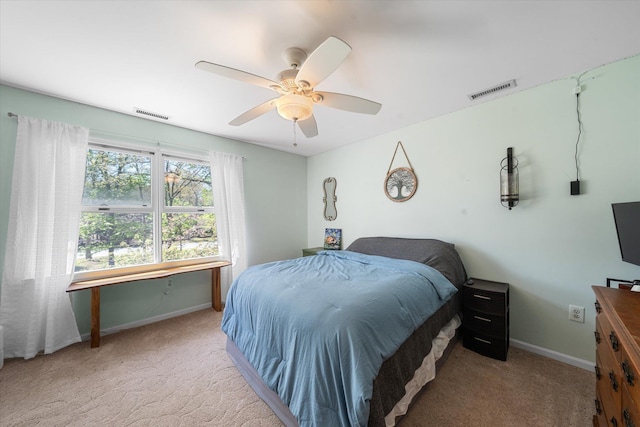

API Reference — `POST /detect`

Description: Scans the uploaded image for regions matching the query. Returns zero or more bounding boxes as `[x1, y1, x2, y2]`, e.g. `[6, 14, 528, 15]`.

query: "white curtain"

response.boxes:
[210, 151, 247, 300]
[0, 116, 89, 359]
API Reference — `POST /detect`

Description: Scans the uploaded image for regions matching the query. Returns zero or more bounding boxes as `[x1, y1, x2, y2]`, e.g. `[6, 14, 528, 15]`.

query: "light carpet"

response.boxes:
[0, 308, 594, 426]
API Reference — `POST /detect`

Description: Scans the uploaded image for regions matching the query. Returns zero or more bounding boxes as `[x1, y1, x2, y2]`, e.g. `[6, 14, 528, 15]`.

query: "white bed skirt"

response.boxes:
[385, 314, 461, 426]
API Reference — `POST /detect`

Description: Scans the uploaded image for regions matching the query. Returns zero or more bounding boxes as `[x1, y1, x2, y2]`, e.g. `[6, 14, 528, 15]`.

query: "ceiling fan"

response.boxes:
[195, 36, 382, 139]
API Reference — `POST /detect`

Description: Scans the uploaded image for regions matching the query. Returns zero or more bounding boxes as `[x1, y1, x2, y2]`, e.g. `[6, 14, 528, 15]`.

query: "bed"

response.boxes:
[221, 237, 467, 427]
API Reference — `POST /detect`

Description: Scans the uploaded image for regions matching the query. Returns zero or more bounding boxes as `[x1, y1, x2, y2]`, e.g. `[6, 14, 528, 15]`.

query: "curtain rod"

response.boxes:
[7, 112, 246, 159]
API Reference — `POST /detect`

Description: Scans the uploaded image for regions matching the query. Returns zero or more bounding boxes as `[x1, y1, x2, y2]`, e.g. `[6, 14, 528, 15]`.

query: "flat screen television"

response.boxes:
[612, 201, 640, 267]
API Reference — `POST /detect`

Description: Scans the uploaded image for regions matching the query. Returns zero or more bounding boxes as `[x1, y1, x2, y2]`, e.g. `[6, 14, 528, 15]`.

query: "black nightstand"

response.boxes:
[462, 278, 509, 361]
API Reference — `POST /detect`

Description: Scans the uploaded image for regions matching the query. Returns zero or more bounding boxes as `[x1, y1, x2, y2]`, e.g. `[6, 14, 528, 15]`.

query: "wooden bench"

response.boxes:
[67, 260, 231, 348]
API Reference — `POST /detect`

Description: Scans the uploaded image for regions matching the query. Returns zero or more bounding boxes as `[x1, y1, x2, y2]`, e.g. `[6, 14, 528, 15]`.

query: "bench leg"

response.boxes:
[91, 287, 100, 348]
[212, 267, 222, 312]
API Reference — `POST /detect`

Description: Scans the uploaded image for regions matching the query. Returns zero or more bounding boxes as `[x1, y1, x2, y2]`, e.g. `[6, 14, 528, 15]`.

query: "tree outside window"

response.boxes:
[75, 146, 218, 273]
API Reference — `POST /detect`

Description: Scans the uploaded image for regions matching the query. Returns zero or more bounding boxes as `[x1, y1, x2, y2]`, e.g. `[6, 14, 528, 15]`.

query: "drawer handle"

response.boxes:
[473, 315, 492, 323]
[623, 408, 635, 427]
[473, 294, 492, 300]
[622, 360, 635, 386]
[610, 331, 620, 352]
[595, 300, 602, 313]
[594, 398, 602, 415]
[609, 371, 619, 392]
[473, 337, 492, 344]
[594, 330, 601, 344]
[595, 365, 601, 380]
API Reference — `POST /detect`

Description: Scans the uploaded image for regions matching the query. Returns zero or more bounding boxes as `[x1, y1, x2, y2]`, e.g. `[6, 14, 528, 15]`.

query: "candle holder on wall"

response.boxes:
[500, 147, 519, 210]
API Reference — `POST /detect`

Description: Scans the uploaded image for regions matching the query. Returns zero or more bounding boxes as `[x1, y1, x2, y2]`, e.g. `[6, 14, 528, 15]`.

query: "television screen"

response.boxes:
[612, 202, 640, 267]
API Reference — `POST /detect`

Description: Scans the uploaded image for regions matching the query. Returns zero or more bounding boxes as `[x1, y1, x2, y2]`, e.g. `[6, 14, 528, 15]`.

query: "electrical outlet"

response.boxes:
[569, 305, 585, 323]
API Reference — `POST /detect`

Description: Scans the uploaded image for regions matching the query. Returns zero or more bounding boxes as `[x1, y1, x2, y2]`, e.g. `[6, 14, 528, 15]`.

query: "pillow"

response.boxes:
[346, 237, 468, 287]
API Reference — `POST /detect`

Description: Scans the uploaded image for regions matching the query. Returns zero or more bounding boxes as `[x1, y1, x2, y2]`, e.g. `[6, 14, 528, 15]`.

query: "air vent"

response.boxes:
[467, 79, 517, 101]
[133, 107, 170, 120]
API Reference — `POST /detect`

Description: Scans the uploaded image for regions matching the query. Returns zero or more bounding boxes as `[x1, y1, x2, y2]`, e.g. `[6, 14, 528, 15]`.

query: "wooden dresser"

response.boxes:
[593, 286, 640, 427]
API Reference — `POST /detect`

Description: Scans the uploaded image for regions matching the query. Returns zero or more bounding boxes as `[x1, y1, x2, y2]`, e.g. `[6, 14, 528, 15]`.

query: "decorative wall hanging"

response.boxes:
[324, 228, 342, 250]
[323, 177, 337, 220]
[384, 141, 417, 202]
[500, 147, 519, 210]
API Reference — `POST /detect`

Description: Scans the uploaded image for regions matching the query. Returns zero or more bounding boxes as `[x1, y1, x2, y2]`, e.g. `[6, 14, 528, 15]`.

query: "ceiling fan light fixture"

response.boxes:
[275, 94, 313, 122]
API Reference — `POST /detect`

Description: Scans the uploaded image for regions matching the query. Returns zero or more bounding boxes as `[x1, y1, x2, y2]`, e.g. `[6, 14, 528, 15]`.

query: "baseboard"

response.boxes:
[510, 338, 594, 372]
[79, 308, 594, 373]
[79, 303, 211, 342]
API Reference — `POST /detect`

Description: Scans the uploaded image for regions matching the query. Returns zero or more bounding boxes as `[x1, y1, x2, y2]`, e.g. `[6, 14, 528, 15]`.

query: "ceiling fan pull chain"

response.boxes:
[293, 119, 298, 147]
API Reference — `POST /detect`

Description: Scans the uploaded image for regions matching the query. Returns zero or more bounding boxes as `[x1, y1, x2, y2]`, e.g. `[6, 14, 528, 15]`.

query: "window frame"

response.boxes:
[73, 139, 220, 282]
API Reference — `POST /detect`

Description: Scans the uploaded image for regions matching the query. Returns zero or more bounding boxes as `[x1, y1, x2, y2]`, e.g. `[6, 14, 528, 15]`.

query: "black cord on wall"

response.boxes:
[570, 70, 590, 196]
[574, 91, 582, 182]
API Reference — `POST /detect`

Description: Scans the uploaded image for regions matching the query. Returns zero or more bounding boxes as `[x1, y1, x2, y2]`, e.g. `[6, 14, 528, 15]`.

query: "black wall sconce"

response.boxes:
[500, 147, 519, 210]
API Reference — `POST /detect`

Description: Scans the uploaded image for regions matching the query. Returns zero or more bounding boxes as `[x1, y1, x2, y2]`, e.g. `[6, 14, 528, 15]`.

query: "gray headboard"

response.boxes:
[346, 237, 467, 287]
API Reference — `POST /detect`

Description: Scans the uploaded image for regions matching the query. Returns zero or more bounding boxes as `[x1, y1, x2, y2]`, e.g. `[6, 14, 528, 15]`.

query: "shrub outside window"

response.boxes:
[75, 143, 218, 276]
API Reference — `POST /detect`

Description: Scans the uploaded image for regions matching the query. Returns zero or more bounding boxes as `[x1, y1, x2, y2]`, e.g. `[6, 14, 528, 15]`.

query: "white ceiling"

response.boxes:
[1, 1, 639, 157]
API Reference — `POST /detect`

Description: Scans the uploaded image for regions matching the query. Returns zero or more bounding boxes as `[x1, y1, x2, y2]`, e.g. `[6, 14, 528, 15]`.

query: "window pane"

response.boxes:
[76, 212, 153, 272]
[162, 213, 218, 261]
[164, 159, 212, 207]
[83, 148, 152, 206]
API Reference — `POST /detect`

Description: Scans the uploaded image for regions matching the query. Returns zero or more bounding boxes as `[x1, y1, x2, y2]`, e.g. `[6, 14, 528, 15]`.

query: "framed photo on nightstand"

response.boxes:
[324, 228, 342, 250]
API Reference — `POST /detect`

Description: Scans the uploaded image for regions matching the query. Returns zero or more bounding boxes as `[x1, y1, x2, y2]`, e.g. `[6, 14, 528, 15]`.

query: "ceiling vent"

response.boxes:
[133, 107, 170, 121]
[467, 79, 517, 101]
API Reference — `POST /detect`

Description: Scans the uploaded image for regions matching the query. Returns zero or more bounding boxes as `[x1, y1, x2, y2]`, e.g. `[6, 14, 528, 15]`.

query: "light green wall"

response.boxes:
[307, 55, 640, 363]
[0, 84, 307, 335]
[2, 55, 638, 359]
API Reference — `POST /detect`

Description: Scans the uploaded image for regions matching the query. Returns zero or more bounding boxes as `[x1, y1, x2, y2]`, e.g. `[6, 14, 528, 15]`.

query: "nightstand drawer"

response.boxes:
[463, 329, 508, 361]
[462, 288, 507, 314]
[463, 308, 507, 336]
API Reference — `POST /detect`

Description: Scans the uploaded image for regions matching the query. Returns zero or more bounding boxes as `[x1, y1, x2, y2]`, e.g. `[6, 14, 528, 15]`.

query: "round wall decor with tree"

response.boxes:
[384, 141, 418, 202]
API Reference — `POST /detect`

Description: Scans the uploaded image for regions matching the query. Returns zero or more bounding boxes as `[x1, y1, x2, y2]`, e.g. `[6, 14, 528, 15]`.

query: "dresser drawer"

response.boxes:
[623, 385, 639, 427]
[592, 287, 640, 427]
[598, 363, 621, 426]
[463, 308, 508, 336]
[598, 321, 623, 406]
[594, 389, 608, 427]
[622, 345, 640, 408]
[593, 388, 613, 427]
[597, 310, 623, 363]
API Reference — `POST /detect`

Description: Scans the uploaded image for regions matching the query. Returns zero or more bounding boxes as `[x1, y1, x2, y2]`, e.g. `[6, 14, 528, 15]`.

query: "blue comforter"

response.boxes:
[221, 250, 458, 427]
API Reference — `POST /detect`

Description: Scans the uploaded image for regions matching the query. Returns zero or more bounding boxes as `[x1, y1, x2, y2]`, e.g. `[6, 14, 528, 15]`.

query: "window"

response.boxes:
[75, 143, 218, 277]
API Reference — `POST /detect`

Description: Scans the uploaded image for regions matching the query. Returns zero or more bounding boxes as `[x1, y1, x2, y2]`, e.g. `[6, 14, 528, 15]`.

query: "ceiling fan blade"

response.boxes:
[295, 36, 351, 89]
[298, 115, 318, 138]
[195, 61, 278, 90]
[314, 91, 382, 115]
[229, 99, 277, 126]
